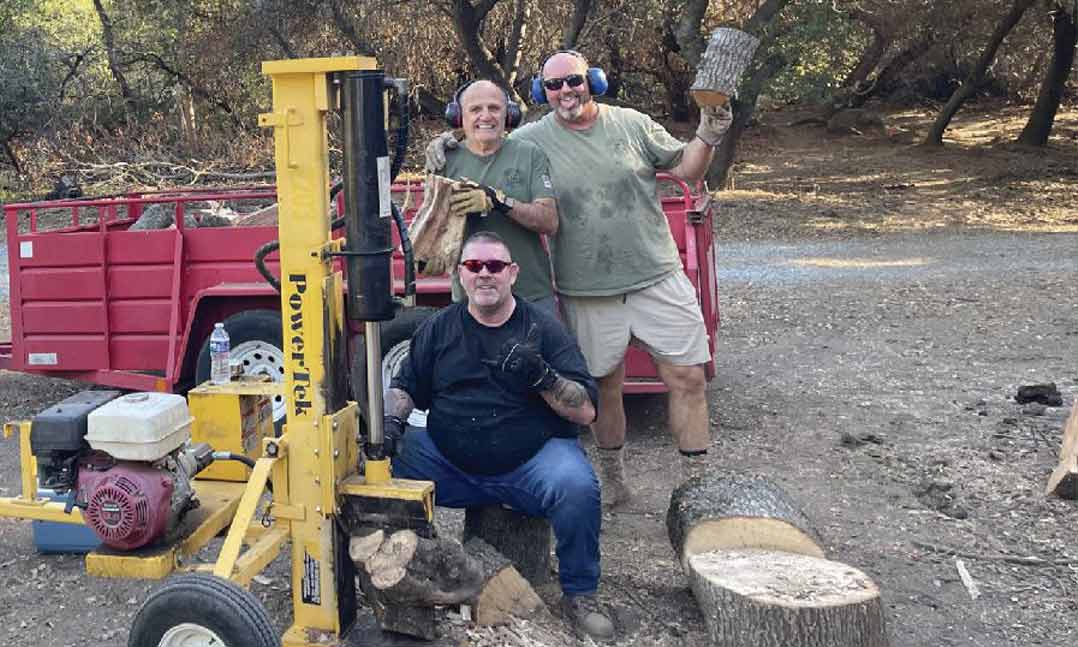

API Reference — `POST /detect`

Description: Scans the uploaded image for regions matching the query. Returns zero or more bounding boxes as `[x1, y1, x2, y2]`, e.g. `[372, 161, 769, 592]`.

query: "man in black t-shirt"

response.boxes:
[384, 231, 614, 642]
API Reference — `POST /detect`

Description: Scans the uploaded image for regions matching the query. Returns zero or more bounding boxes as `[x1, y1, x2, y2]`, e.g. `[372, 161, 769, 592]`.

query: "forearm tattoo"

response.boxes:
[384, 387, 415, 419]
[549, 376, 588, 409]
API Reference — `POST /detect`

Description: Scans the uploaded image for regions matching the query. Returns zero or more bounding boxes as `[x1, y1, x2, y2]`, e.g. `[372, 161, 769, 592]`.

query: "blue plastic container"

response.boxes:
[31, 489, 100, 554]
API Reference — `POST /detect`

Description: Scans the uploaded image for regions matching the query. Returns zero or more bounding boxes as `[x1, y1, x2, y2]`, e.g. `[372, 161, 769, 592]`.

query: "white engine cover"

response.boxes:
[86, 392, 192, 461]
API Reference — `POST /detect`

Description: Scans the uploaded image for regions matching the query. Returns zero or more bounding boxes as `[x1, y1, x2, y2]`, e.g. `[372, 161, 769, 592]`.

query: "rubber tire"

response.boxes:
[195, 309, 285, 429]
[128, 573, 279, 647]
[351, 306, 438, 424]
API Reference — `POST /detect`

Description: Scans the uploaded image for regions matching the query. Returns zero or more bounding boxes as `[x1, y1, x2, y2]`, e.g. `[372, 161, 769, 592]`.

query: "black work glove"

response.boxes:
[481, 185, 512, 215]
[483, 323, 559, 392]
[379, 415, 406, 458]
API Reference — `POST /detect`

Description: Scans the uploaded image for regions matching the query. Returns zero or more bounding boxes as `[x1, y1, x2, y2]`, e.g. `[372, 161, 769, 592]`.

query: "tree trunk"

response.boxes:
[707, 54, 785, 190]
[1018, 4, 1077, 146]
[92, 0, 135, 110]
[501, 0, 531, 92]
[328, 0, 376, 56]
[562, 0, 594, 49]
[688, 549, 890, 647]
[674, 0, 711, 68]
[2, 138, 21, 174]
[840, 8, 889, 90]
[445, 0, 529, 105]
[463, 505, 552, 587]
[703, 0, 792, 189]
[923, 0, 1036, 146]
[666, 472, 823, 571]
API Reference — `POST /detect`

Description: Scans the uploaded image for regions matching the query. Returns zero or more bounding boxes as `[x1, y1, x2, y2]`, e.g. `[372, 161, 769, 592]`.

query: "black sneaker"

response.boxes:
[561, 593, 615, 642]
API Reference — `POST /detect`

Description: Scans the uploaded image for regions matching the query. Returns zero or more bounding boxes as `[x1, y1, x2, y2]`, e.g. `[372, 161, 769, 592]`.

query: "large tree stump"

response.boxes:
[687, 549, 889, 647]
[1046, 401, 1078, 499]
[462, 537, 545, 626]
[667, 473, 824, 571]
[690, 28, 761, 107]
[463, 505, 552, 587]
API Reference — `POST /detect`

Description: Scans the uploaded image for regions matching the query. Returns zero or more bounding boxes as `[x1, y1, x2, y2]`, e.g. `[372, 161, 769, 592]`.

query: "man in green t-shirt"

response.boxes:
[440, 80, 558, 314]
[426, 52, 732, 508]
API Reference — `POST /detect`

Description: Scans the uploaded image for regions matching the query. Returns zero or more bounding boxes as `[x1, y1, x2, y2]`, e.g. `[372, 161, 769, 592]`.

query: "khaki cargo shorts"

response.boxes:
[560, 271, 710, 378]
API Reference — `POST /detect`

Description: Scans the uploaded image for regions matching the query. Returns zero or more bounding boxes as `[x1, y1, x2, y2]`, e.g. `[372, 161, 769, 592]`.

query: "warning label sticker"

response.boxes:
[302, 550, 321, 605]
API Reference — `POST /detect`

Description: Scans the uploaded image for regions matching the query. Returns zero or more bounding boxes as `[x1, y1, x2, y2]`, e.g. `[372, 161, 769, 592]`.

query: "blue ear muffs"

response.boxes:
[530, 50, 608, 105]
[445, 81, 522, 129]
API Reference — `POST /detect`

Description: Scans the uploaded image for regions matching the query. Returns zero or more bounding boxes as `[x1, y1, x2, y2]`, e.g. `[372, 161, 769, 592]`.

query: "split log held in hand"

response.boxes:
[409, 174, 467, 276]
[668, 474, 890, 647]
[690, 28, 761, 108]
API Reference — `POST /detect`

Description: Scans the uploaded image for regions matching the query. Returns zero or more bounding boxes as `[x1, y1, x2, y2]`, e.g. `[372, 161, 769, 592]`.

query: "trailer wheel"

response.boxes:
[352, 306, 438, 428]
[195, 309, 286, 427]
[128, 573, 279, 647]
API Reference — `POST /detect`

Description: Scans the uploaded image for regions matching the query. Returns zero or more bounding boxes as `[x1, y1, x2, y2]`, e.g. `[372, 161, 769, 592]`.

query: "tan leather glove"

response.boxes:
[449, 181, 493, 218]
[695, 103, 733, 147]
[424, 131, 461, 173]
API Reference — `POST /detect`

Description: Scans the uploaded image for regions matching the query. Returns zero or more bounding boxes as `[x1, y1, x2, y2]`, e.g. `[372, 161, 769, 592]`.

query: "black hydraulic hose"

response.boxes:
[386, 78, 410, 183]
[254, 240, 281, 293]
[211, 451, 256, 469]
[391, 202, 416, 297]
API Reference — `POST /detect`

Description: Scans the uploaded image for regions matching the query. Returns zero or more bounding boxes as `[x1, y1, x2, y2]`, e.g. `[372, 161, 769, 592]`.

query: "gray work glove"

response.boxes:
[424, 131, 460, 173]
[695, 103, 733, 147]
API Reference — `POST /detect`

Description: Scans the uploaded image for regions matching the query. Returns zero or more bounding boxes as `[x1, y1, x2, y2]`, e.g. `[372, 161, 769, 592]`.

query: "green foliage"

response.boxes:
[0, 24, 65, 146]
[765, 1, 867, 104]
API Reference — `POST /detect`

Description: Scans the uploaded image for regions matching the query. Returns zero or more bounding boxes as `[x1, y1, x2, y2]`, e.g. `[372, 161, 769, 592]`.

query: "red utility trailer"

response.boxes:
[0, 175, 719, 418]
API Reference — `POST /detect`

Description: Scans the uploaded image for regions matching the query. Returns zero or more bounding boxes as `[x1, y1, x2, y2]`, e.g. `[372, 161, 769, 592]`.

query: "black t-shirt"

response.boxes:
[392, 298, 598, 476]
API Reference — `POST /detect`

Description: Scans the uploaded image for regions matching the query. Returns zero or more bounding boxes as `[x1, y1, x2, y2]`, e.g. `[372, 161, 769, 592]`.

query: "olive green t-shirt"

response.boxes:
[444, 138, 555, 302]
[512, 105, 685, 297]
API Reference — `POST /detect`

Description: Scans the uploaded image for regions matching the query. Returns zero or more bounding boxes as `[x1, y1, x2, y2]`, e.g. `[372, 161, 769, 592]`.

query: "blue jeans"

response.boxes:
[392, 429, 601, 595]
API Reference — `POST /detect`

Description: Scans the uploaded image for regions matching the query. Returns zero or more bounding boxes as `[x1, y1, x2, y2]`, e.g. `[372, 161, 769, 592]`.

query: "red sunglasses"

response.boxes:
[543, 74, 586, 92]
[460, 259, 512, 274]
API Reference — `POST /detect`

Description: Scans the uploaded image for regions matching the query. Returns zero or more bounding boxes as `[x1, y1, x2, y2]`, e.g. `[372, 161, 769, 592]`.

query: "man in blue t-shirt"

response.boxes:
[384, 231, 614, 642]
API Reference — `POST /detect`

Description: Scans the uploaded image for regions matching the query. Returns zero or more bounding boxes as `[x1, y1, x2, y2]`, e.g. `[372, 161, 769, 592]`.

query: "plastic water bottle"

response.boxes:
[210, 323, 231, 385]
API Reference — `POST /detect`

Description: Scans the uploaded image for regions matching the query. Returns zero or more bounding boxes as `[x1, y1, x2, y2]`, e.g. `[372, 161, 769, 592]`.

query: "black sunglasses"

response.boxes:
[460, 259, 512, 274]
[543, 74, 586, 92]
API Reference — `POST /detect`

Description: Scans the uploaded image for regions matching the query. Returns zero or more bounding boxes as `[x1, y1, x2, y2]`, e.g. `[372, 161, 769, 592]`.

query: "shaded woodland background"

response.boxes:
[1, 0, 1075, 202]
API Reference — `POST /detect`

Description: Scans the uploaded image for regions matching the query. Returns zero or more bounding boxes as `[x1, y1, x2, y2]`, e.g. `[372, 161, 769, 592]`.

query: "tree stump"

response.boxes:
[687, 549, 889, 647]
[691, 28, 761, 107]
[463, 505, 552, 587]
[667, 473, 824, 571]
[462, 537, 545, 626]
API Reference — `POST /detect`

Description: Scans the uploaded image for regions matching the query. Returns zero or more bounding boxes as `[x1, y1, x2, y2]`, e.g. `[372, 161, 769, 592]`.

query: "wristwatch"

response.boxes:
[501, 196, 516, 213]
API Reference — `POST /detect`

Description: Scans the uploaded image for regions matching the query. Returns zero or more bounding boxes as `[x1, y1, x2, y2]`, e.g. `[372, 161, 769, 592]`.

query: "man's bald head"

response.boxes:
[458, 80, 509, 152]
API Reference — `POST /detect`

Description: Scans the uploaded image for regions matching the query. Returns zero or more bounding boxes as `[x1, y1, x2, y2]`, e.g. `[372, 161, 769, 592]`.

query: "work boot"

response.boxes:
[680, 449, 712, 483]
[561, 593, 615, 642]
[594, 446, 632, 508]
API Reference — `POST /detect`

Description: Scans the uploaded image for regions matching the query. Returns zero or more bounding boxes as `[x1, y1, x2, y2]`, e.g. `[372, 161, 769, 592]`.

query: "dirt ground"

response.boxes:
[0, 102, 1077, 646]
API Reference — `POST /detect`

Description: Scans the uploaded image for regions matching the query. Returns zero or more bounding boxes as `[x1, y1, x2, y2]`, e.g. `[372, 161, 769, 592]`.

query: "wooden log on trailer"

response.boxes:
[666, 472, 824, 571]
[688, 548, 890, 647]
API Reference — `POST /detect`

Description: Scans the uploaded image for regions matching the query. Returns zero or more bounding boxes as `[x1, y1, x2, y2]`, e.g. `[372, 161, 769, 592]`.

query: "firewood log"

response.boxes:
[1046, 401, 1078, 499]
[463, 505, 552, 587]
[666, 473, 824, 571]
[690, 28, 760, 107]
[462, 537, 545, 626]
[409, 174, 466, 276]
[687, 548, 890, 647]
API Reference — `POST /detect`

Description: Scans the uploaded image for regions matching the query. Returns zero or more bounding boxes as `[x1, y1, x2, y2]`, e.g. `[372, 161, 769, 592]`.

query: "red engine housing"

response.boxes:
[76, 458, 174, 551]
